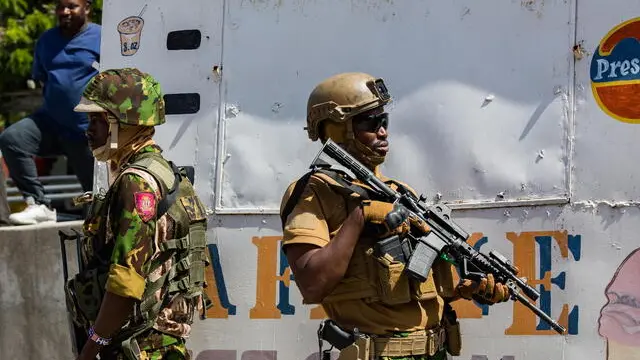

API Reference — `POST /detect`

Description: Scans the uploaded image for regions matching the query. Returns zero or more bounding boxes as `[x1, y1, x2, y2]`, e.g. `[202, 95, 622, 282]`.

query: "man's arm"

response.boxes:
[281, 175, 400, 304]
[77, 174, 158, 360]
[31, 37, 47, 85]
[285, 205, 364, 303]
[280, 174, 370, 304]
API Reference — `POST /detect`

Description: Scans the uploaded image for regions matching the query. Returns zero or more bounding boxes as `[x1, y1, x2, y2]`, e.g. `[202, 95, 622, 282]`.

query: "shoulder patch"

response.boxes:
[134, 191, 157, 222]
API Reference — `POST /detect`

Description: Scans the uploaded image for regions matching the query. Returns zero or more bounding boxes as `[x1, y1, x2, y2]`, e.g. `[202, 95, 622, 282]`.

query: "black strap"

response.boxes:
[124, 153, 183, 219]
[182, 166, 195, 185]
[156, 161, 182, 219]
[279, 167, 372, 230]
[280, 171, 315, 230]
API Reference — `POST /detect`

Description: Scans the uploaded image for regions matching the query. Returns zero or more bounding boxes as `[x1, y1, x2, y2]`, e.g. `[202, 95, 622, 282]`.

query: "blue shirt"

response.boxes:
[31, 23, 101, 141]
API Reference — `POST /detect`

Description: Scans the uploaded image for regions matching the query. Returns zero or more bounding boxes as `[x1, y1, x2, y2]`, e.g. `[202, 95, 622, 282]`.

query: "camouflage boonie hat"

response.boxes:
[74, 67, 166, 127]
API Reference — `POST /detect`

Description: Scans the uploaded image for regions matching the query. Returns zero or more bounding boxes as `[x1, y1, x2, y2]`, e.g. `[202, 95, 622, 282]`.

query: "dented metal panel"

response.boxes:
[98, 0, 224, 209]
[218, 0, 574, 211]
[574, 1, 640, 202]
[77, 1, 640, 360]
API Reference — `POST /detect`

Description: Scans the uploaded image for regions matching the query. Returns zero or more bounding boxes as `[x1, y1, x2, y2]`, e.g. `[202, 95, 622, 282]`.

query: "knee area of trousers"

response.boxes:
[0, 127, 19, 150]
[0, 127, 23, 151]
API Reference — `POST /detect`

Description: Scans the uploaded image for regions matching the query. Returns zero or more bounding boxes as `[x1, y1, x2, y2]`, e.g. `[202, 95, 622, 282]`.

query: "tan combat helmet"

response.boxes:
[305, 72, 392, 167]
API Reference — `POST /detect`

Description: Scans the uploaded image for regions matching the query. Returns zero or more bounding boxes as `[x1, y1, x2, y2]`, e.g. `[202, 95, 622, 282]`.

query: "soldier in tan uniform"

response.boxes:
[280, 73, 512, 360]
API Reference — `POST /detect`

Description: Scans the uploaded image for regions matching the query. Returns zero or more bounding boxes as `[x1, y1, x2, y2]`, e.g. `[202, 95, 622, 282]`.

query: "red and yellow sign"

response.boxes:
[590, 17, 640, 123]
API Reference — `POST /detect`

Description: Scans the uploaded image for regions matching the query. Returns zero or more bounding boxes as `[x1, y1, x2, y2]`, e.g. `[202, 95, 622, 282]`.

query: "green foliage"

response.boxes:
[0, 0, 102, 93]
[0, 0, 29, 18]
[92, 0, 102, 22]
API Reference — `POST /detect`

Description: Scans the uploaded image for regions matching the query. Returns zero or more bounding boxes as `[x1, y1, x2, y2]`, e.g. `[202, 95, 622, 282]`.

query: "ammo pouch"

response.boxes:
[321, 243, 439, 306]
[372, 253, 412, 305]
[444, 320, 461, 356]
[369, 250, 438, 305]
[442, 303, 462, 356]
[65, 267, 109, 327]
[331, 329, 446, 360]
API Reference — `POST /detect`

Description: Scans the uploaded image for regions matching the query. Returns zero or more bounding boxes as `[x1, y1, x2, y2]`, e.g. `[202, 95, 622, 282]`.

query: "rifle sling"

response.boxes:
[280, 168, 383, 230]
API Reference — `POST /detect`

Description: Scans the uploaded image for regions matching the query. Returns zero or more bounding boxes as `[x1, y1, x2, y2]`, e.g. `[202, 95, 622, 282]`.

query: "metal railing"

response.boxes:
[5, 175, 83, 204]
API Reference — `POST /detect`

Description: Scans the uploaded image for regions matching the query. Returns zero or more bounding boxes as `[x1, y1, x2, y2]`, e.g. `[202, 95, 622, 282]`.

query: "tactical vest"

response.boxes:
[281, 168, 455, 306]
[66, 150, 211, 353]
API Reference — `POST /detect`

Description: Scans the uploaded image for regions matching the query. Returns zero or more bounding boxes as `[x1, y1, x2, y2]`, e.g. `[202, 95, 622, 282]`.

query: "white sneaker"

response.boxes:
[9, 197, 57, 225]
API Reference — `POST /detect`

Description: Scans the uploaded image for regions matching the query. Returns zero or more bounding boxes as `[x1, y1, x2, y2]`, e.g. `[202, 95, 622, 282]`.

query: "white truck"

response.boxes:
[10, 0, 640, 359]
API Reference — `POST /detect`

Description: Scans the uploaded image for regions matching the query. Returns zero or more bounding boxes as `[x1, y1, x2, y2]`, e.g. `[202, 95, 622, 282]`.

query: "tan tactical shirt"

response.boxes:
[280, 170, 457, 335]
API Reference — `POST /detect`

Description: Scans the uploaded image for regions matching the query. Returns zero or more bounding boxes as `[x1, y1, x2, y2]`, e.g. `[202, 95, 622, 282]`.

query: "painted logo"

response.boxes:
[118, 5, 147, 56]
[590, 17, 640, 123]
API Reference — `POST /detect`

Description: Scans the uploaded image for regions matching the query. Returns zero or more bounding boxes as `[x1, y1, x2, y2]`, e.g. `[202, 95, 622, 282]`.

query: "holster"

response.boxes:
[337, 336, 372, 360]
[318, 320, 370, 360]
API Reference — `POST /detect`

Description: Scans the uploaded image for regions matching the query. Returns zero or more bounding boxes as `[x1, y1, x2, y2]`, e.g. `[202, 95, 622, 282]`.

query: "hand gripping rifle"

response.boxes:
[310, 139, 566, 335]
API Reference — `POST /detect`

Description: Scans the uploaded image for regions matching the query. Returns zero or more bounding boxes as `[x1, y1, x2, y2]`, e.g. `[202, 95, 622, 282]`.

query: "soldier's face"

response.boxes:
[86, 113, 110, 150]
[352, 107, 389, 156]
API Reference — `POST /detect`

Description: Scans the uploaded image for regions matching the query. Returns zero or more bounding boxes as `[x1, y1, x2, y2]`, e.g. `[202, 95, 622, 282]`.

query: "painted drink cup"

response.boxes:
[118, 16, 144, 56]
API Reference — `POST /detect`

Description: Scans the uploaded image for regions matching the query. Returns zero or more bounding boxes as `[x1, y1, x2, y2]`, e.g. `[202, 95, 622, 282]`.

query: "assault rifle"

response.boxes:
[58, 228, 89, 356]
[309, 139, 567, 335]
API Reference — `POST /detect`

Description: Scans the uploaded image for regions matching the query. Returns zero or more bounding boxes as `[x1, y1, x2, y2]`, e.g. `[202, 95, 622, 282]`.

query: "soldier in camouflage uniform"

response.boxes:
[67, 68, 210, 360]
[280, 73, 514, 360]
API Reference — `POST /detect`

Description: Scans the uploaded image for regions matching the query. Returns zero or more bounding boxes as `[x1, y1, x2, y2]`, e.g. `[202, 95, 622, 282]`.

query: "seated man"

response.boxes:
[0, 0, 101, 225]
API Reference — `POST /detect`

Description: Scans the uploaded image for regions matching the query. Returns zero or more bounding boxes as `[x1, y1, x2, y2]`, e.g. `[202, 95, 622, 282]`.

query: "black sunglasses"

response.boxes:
[352, 112, 389, 133]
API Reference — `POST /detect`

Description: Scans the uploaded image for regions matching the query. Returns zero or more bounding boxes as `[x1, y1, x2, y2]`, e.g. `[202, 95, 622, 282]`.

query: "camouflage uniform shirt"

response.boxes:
[88, 144, 190, 359]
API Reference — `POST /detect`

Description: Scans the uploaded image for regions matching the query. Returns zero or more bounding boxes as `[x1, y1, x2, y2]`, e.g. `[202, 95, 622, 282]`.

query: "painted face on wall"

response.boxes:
[598, 248, 640, 359]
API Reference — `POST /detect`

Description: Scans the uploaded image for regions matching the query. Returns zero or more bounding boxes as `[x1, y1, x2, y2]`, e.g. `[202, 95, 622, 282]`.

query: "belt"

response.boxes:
[372, 326, 446, 357]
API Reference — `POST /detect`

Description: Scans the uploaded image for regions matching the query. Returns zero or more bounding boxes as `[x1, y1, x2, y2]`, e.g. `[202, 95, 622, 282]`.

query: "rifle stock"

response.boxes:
[58, 229, 88, 356]
[310, 139, 567, 335]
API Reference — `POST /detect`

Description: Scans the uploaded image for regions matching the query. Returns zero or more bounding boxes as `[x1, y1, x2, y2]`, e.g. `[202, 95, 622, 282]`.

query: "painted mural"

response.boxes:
[198, 230, 580, 333]
[183, 229, 581, 359]
[599, 248, 640, 359]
